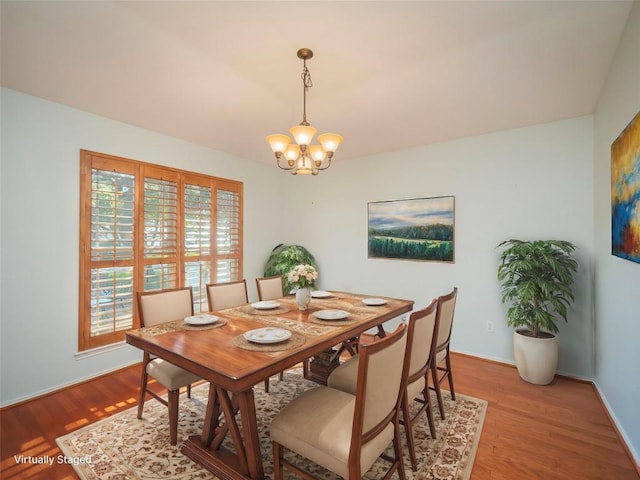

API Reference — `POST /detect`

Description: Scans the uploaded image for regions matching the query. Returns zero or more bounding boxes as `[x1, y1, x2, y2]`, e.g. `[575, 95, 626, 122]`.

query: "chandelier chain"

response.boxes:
[301, 62, 312, 125]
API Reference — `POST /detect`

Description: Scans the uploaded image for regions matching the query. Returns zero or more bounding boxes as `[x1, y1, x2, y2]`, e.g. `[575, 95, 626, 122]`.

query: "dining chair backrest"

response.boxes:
[255, 275, 284, 301]
[434, 287, 458, 353]
[355, 323, 408, 441]
[406, 299, 439, 384]
[206, 279, 248, 311]
[137, 287, 194, 327]
[270, 322, 409, 480]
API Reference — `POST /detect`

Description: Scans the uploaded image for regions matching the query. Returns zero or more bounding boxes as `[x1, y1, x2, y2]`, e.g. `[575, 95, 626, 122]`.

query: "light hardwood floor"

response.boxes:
[1, 353, 638, 479]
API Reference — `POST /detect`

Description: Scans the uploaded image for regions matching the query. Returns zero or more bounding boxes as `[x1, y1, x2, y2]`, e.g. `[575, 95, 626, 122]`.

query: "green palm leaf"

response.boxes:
[497, 239, 577, 338]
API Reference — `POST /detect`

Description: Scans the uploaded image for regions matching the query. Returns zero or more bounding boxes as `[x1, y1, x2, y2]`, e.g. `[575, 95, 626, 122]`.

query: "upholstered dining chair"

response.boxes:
[431, 287, 458, 420]
[327, 299, 440, 471]
[255, 275, 284, 301]
[206, 279, 278, 392]
[255, 275, 288, 383]
[206, 279, 249, 311]
[136, 287, 202, 445]
[270, 323, 409, 480]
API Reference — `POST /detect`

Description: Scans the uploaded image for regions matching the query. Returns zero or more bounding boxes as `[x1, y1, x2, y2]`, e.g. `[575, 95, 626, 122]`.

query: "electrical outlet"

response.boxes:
[486, 321, 494, 332]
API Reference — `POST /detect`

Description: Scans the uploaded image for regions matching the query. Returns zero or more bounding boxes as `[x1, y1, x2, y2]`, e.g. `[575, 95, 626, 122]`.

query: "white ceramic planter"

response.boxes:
[513, 329, 558, 385]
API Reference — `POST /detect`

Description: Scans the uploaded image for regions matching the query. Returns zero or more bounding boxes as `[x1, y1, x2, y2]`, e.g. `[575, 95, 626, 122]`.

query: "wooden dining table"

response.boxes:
[126, 291, 414, 480]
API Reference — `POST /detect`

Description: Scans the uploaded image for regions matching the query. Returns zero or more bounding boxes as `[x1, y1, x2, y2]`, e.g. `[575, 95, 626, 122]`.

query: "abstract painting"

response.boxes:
[611, 111, 640, 264]
[368, 196, 454, 262]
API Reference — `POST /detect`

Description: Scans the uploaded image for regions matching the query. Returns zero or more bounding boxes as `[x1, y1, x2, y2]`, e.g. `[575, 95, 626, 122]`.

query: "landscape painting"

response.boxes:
[368, 196, 454, 262]
[611, 111, 640, 264]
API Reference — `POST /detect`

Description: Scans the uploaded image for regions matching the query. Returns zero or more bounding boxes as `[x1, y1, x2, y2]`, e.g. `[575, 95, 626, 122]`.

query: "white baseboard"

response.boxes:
[0, 359, 140, 408]
[592, 380, 640, 467]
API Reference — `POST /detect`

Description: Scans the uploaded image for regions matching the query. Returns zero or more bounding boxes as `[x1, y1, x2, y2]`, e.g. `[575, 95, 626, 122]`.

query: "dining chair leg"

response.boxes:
[279, 372, 284, 381]
[393, 423, 407, 480]
[424, 387, 437, 439]
[168, 389, 180, 445]
[445, 350, 456, 400]
[264, 379, 270, 393]
[401, 394, 418, 471]
[187, 384, 192, 399]
[273, 441, 284, 480]
[431, 362, 446, 419]
[137, 366, 149, 420]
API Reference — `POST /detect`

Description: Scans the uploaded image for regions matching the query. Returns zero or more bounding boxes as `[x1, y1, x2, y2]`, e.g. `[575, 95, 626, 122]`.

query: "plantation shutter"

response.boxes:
[80, 155, 136, 349]
[215, 182, 242, 283]
[79, 151, 243, 351]
[142, 168, 180, 291]
[184, 179, 212, 312]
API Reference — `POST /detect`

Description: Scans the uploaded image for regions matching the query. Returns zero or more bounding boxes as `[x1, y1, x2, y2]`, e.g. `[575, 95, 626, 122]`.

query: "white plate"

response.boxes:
[311, 290, 332, 298]
[244, 327, 292, 344]
[184, 314, 220, 326]
[251, 300, 280, 310]
[313, 309, 349, 321]
[362, 298, 387, 306]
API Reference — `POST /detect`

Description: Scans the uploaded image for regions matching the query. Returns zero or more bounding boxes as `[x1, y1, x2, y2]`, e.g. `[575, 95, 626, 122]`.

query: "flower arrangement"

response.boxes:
[264, 244, 317, 293]
[287, 264, 318, 290]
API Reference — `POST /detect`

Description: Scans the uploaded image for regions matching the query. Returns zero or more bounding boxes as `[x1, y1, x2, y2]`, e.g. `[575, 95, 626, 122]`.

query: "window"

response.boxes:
[78, 150, 243, 351]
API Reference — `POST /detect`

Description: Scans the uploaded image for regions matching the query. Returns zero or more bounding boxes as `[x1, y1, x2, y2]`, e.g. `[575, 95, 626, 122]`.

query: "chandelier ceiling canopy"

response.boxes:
[266, 48, 343, 176]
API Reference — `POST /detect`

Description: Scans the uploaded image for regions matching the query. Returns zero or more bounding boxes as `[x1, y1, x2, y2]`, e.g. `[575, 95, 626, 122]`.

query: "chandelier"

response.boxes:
[266, 48, 343, 175]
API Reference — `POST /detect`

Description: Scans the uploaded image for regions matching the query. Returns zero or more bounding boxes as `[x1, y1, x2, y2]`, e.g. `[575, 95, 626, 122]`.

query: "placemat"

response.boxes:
[181, 319, 228, 331]
[253, 315, 335, 337]
[308, 314, 358, 327]
[232, 331, 306, 352]
[141, 318, 227, 336]
[234, 304, 291, 316]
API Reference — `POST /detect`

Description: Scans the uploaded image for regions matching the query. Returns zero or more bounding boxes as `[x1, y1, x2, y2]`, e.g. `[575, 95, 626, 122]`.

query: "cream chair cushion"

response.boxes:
[256, 276, 284, 301]
[139, 288, 194, 326]
[406, 375, 426, 401]
[326, 354, 359, 394]
[329, 354, 426, 405]
[270, 387, 394, 479]
[435, 294, 456, 349]
[146, 359, 201, 391]
[207, 281, 247, 311]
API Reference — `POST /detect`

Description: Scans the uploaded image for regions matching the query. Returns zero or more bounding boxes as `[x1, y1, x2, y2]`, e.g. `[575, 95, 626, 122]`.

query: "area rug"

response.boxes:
[57, 369, 486, 480]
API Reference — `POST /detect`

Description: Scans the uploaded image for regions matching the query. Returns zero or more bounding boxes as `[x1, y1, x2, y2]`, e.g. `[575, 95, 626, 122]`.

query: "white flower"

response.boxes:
[288, 264, 318, 289]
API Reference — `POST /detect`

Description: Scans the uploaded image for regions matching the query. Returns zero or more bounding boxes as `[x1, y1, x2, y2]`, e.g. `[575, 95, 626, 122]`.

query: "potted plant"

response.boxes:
[496, 239, 578, 385]
[263, 244, 318, 294]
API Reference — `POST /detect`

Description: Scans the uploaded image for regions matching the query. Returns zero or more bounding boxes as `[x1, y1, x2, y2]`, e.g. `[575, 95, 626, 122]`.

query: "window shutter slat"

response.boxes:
[144, 177, 178, 260]
[217, 189, 240, 255]
[90, 169, 135, 262]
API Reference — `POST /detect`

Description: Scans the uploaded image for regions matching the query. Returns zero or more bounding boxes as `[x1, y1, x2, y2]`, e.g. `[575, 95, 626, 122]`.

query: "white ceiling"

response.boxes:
[0, 1, 633, 165]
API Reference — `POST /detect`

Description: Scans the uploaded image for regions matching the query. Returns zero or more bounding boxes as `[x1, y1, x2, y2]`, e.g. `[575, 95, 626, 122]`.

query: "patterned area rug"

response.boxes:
[56, 369, 486, 480]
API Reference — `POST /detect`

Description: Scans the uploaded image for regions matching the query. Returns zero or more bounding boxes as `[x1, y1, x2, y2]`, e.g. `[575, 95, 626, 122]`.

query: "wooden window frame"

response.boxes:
[78, 150, 243, 351]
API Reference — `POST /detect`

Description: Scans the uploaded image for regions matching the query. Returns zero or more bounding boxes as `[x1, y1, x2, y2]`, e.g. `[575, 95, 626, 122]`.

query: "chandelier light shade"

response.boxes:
[266, 48, 343, 175]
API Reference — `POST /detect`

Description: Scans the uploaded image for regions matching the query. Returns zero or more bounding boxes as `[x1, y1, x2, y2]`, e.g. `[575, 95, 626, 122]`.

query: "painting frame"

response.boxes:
[611, 111, 640, 264]
[367, 195, 455, 263]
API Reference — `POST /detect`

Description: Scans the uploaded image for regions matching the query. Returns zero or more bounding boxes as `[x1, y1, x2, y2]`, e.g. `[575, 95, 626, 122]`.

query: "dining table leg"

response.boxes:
[182, 386, 264, 480]
[236, 389, 264, 480]
[201, 383, 220, 447]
